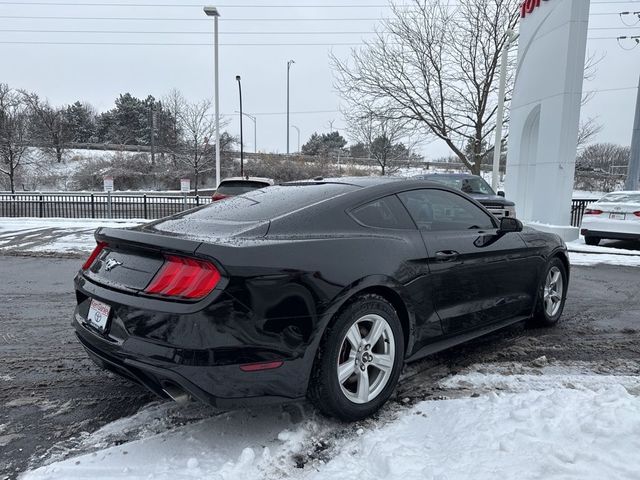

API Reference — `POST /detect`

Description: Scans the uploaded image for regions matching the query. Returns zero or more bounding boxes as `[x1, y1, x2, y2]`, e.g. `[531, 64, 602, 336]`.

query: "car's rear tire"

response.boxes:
[308, 294, 404, 421]
[527, 257, 568, 328]
[584, 236, 600, 246]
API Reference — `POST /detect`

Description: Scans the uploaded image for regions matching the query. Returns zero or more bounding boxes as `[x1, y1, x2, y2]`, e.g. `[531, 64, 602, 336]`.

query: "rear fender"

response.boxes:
[305, 275, 419, 368]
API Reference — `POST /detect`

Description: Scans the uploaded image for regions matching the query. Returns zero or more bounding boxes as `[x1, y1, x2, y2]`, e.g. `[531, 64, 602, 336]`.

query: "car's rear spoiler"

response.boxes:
[95, 227, 202, 255]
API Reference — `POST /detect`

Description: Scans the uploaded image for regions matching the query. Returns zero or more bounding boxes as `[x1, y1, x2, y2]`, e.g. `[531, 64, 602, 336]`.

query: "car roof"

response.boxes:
[414, 173, 479, 179]
[219, 177, 274, 184]
[282, 176, 456, 193]
[283, 176, 406, 188]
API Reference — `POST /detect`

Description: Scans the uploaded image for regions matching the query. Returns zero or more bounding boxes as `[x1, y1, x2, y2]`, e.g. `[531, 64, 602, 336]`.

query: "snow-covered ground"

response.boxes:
[0, 218, 144, 255]
[567, 236, 640, 267]
[21, 361, 640, 480]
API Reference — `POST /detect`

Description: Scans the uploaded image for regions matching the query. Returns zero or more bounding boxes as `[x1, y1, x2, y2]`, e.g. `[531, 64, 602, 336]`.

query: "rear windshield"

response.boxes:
[192, 183, 356, 221]
[217, 180, 271, 196]
[599, 193, 640, 204]
[424, 176, 495, 195]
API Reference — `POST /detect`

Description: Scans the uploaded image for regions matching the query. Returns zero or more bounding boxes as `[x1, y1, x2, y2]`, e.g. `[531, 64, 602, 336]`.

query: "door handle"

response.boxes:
[435, 250, 459, 262]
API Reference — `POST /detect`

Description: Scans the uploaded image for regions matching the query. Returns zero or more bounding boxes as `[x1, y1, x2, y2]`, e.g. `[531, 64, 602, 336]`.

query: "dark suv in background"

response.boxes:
[413, 173, 516, 218]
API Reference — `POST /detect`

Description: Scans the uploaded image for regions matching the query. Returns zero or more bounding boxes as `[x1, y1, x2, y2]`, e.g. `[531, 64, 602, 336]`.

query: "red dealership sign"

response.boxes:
[521, 0, 550, 18]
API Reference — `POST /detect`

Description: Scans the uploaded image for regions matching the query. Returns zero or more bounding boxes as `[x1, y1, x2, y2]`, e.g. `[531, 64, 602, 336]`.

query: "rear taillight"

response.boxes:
[82, 241, 107, 271]
[212, 192, 228, 201]
[145, 255, 221, 300]
[584, 209, 603, 215]
[634, 211, 640, 218]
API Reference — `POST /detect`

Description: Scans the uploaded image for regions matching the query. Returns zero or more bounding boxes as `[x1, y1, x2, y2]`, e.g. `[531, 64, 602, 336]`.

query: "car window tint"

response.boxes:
[351, 195, 412, 229]
[217, 181, 271, 195]
[398, 189, 495, 231]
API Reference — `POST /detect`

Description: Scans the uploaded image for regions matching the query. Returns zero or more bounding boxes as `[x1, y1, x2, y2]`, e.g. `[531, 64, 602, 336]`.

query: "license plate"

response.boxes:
[87, 299, 111, 332]
[610, 213, 626, 220]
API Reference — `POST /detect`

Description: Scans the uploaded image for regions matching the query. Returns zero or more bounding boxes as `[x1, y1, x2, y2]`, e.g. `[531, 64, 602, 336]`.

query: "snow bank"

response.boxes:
[569, 252, 640, 267]
[21, 365, 640, 480]
[21, 402, 328, 480]
[566, 237, 640, 267]
[568, 236, 640, 256]
[307, 386, 640, 480]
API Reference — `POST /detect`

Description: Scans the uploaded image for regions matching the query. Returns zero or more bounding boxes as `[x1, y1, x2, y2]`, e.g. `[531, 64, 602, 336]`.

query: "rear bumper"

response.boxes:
[580, 229, 640, 241]
[580, 217, 640, 237]
[74, 315, 306, 408]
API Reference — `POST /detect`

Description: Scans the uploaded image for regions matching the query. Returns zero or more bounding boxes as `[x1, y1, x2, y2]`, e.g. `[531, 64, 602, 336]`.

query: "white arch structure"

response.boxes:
[506, 0, 590, 241]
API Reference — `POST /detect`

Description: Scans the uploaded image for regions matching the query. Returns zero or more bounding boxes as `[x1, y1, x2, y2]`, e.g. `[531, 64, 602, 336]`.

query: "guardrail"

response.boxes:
[0, 193, 212, 220]
[0, 192, 597, 226]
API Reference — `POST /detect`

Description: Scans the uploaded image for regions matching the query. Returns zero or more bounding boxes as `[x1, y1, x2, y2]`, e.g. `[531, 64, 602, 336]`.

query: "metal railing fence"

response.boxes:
[0, 193, 212, 220]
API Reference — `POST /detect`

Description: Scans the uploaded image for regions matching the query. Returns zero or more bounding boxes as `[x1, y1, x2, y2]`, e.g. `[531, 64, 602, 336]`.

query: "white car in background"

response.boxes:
[580, 191, 640, 246]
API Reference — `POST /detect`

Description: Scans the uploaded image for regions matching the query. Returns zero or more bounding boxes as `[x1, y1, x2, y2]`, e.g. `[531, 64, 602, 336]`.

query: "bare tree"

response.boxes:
[177, 99, 231, 194]
[162, 88, 186, 166]
[332, 0, 519, 175]
[346, 108, 417, 175]
[576, 143, 630, 173]
[21, 91, 70, 163]
[0, 84, 30, 194]
[576, 117, 604, 152]
[574, 51, 605, 153]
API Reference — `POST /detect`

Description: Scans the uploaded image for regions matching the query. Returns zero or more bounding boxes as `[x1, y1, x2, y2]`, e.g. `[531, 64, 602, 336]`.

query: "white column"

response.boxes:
[505, 0, 590, 241]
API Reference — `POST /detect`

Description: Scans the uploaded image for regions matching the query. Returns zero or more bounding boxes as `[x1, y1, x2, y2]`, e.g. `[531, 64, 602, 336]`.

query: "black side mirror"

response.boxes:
[497, 191, 505, 197]
[499, 217, 523, 233]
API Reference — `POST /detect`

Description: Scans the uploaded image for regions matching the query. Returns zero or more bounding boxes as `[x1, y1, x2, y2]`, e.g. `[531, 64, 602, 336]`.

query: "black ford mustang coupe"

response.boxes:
[73, 178, 569, 421]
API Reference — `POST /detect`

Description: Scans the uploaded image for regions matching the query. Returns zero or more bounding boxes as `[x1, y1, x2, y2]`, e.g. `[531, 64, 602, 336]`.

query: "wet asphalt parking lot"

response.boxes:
[1, 254, 639, 479]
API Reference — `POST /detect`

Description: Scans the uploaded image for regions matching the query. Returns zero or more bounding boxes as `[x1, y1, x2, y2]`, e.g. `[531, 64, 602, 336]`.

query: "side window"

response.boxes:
[351, 195, 414, 229]
[398, 189, 495, 232]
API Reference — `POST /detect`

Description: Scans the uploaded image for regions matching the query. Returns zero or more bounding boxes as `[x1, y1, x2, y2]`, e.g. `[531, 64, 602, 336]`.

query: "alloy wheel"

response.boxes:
[336, 314, 395, 404]
[543, 266, 564, 317]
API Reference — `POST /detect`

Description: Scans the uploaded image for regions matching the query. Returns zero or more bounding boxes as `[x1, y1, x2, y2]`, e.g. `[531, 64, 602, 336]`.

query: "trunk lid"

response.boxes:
[596, 202, 640, 214]
[85, 228, 205, 294]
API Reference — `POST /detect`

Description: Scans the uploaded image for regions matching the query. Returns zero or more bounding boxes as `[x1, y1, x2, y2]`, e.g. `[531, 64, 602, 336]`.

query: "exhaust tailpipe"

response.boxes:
[162, 384, 190, 404]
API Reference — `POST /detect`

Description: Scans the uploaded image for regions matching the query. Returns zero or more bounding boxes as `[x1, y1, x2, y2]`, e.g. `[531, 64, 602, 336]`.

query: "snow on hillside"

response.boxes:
[5, 147, 616, 200]
[21, 362, 640, 480]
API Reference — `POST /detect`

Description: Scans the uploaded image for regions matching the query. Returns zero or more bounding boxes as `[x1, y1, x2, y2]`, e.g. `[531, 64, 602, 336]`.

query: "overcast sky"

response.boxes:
[0, 0, 638, 158]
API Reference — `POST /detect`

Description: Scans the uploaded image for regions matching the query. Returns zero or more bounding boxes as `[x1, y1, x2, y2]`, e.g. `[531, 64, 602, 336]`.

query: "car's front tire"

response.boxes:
[585, 236, 601, 246]
[308, 294, 404, 421]
[528, 257, 568, 328]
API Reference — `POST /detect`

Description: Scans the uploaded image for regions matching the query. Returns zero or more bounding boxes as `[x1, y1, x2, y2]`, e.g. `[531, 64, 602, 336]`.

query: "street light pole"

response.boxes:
[236, 111, 257, 153]
[291, 125, 300, 153]
[236, 75, 244, 177]
[492, 30, 518, 192]
[287, 59, 295, 155]
[204, 6, 221, 187]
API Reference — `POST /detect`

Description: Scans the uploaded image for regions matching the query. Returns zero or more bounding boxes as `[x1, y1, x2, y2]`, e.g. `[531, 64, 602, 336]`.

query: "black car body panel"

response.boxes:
[73, 178, 568, 406]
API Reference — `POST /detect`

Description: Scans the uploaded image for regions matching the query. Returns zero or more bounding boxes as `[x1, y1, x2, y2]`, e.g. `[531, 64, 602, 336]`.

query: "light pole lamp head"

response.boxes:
[288, 59, 295, 69]
[236, 75, 241, 82]
[203, 6, 220, 17]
